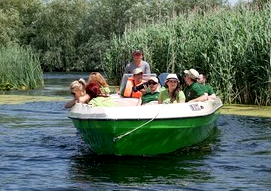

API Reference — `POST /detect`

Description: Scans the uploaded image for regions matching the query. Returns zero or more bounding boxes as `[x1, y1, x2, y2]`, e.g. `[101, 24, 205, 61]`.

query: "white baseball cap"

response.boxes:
[133, 68, 143, 75]
[184, 69, 200, 80]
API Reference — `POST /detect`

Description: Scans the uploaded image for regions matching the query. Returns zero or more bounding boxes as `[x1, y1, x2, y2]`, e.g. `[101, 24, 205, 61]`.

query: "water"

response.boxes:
[0, 73, 270, 190]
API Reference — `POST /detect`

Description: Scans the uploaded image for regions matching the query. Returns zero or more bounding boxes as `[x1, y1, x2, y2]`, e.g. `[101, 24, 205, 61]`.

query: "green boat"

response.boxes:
[68, 94, 223, 156]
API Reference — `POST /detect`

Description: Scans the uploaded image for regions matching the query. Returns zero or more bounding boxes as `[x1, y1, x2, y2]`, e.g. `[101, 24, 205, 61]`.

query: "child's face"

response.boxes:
[71, 89, 82, 99]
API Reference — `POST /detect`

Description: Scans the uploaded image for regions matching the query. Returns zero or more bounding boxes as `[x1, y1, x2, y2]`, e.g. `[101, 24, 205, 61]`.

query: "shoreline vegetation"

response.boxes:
[0, 0, 270, 106]
[0, 94, 270, 118]
[0, 45, 44, 90]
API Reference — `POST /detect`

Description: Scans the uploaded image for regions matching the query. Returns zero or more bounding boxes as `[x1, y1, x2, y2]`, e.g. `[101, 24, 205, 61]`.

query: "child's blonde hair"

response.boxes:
[70, 78, 86, 96]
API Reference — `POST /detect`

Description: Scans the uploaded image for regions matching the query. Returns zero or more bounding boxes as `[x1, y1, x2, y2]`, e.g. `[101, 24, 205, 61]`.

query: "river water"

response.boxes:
[0, 73, 270, 191]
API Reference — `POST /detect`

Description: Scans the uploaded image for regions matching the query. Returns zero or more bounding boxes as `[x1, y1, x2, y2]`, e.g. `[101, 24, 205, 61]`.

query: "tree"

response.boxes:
[31, 0, 88, 71]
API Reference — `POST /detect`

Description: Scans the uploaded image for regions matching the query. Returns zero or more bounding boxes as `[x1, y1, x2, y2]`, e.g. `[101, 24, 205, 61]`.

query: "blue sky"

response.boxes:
[228, 0, 251, 6]
[229, 0, 239, 5]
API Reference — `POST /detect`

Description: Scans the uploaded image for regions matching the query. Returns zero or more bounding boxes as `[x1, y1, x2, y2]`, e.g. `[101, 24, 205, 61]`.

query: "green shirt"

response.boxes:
[158, 89, 185, 104]
[184, 82, 205, 102]
[89, 96, 116, 107]
[202, 84, 215, 95]
[100, 87, 110, 95]
[141, 91, 160, 104]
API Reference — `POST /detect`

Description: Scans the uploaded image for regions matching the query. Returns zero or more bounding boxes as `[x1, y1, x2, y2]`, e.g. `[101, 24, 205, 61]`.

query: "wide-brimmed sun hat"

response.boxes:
[166, 74, 179, 81]
[184, 69, 200, 80]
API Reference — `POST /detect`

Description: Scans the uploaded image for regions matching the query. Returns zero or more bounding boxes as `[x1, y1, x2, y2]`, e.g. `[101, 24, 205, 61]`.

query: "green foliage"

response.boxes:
[0, 0, 44, 45]
[0, 45, 44, 90]
[103, 4, 271, 105]
[0, 0, 228, 73]
[0, 9, 22, 46]
[31, 0, 89, 71]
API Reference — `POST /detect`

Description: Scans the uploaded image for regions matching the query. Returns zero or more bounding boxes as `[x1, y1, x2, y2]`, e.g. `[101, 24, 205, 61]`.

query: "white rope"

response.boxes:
[113, 104, 165, 142]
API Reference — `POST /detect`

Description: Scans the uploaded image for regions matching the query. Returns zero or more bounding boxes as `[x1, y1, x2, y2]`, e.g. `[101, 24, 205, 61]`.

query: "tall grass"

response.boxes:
[0, 44, 44, 90]
[103, 4, 271, 105]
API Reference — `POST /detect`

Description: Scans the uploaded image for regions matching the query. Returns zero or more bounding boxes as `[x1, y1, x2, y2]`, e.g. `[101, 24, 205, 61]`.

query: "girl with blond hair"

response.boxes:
[65, 78, 89, 108]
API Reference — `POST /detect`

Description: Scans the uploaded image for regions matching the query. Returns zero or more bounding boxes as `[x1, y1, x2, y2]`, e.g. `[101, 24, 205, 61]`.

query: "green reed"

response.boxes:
[0, 45, 44, 90]
[103, 4, 270, 105]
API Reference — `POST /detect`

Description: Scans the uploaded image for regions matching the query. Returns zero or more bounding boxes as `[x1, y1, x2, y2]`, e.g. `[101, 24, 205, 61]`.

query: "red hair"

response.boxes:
[85, 82, 101, 99]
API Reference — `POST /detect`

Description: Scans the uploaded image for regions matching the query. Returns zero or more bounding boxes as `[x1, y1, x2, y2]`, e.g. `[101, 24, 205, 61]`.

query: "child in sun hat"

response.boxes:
[158, 74, 185, 104]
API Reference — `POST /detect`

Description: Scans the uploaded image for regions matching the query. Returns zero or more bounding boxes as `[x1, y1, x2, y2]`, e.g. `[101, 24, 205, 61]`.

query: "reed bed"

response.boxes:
[103, 4, 271, 105]
[0, 45, 44, 90]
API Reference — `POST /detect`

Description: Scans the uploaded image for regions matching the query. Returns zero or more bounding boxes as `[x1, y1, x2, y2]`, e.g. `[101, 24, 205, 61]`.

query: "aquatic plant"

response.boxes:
[0, 44, 44, 90]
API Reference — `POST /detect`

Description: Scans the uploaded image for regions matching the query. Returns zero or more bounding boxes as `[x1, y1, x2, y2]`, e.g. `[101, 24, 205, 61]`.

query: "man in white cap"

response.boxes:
[141, 77, 160, 105]
[183, 68, 207, 102]
[124, 49, 151, 74]
[121, 68, 146, 98]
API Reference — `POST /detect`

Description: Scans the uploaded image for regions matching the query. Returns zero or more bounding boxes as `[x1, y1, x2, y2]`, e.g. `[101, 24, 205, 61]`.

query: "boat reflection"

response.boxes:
[68, 131, 220, 186]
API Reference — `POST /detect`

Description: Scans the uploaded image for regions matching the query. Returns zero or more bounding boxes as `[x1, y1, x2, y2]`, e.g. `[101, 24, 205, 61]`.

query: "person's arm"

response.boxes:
[78, 94, 90, 103]
[188, 94, 208, 103]
[187, 84, 207, 102]
[208, 94, 216, 100]
[65, 94, 90, 108]
[65, 99, 78, 108]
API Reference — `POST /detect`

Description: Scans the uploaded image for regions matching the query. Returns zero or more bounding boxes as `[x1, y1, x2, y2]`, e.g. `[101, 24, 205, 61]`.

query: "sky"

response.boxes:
[228, 0, 252, 6]
[229, 0, 240, 5]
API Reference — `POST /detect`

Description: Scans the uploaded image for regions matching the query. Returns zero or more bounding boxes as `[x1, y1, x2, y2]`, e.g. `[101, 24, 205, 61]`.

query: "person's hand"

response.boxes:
[78, 94, 90, 103]
[140, 84, 148, 94]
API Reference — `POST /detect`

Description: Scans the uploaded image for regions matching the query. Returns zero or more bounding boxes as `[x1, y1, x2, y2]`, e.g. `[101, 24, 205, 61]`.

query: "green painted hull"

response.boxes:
[71, 111, 220, 156]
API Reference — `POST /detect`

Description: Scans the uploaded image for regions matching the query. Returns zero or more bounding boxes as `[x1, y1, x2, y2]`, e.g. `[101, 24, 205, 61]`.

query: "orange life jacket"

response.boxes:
[123, 78, 145, 98]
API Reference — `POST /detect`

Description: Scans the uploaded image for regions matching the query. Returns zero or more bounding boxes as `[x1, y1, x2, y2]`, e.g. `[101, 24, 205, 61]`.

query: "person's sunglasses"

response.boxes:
[148, 82, 157, 85]
[71, 92, 75, 95]
[168, 80, 178, 83]
[133, 53, 142, 56]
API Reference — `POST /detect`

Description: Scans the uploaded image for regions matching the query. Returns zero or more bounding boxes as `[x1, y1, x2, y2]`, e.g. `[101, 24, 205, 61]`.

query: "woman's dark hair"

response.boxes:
[85, 82, 101, 99]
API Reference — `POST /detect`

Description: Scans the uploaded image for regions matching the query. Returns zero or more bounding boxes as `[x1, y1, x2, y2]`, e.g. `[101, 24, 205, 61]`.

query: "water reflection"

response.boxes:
[68, 132, 220, 189]
[69, 152, 211, 186]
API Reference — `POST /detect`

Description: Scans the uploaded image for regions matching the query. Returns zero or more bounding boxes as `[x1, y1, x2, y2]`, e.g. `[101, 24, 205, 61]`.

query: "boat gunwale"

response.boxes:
[68, 108, 221, 121]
